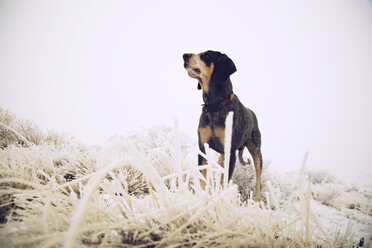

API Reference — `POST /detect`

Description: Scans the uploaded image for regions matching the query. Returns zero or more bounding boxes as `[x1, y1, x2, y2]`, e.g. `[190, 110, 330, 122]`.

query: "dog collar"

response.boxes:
[203, 93, 235, 112]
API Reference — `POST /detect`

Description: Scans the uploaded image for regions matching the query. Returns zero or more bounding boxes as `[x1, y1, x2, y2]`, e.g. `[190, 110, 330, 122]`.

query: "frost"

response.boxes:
[0, 108, 371, 247]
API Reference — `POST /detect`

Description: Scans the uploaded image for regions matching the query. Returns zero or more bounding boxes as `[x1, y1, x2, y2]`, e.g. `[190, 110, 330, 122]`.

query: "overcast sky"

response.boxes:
[1, 0, 371, 184]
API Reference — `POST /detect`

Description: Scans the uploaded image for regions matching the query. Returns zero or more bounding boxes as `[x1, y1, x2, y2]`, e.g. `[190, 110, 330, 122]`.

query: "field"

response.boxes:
[0, 107, 371, 247]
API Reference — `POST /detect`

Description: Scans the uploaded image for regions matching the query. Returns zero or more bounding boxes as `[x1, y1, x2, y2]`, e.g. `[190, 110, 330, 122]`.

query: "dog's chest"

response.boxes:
[201, 110, 228, 127]
[199, 112, 229, 153]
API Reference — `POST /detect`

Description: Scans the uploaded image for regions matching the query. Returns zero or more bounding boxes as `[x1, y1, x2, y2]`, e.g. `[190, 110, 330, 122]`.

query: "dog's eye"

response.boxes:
[193, 68, 201, 74]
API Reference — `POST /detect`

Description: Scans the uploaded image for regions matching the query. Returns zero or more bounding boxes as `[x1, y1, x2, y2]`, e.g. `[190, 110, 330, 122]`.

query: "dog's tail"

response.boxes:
[238, 148, 251, 166]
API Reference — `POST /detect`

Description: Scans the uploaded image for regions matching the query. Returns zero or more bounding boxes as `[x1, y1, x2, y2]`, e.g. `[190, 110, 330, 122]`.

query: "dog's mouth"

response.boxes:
[187, 71, 203, 90]
[184, 62, 200, 78]
[185, 66, 202, 90]
[187, 69, 199, 78]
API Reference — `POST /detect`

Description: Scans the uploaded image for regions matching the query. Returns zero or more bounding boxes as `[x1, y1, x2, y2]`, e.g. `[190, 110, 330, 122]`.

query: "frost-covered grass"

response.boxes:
[0, 109, 371, 247]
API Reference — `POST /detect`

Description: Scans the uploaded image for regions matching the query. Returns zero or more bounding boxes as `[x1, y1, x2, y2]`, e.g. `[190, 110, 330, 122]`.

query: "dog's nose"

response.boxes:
[183, 53, 191, 62]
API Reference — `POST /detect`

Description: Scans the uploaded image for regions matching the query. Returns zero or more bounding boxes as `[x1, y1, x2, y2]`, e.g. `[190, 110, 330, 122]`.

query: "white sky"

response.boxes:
[1, 0, 371, 184]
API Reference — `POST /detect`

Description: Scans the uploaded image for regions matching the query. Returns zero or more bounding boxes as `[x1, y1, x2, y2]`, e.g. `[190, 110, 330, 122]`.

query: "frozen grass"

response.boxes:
[0, 110, 371, 247]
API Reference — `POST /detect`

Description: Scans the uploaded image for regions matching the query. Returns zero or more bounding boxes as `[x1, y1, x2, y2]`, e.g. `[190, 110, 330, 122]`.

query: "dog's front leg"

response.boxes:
[198, 153, 207, 190]
[198, 126, 211, 190]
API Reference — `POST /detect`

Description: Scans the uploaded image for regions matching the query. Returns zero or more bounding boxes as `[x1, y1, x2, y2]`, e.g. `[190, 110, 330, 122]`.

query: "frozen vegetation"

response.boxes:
[0, 107, 371, 247]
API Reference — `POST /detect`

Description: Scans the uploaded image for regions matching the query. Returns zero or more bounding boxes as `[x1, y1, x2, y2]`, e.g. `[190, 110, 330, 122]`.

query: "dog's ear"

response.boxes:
[213, 53, 237, 82]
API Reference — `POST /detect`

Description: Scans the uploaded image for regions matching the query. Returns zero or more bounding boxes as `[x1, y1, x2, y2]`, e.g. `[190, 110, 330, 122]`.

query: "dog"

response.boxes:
[183, 50, 263, 202]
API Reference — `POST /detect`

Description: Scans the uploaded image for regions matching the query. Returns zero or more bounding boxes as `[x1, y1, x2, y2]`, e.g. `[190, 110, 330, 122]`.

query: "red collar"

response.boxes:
[203, 93, 235, 112]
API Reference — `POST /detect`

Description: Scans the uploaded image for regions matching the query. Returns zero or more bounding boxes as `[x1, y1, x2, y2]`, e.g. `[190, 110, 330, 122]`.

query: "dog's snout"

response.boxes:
[183, 53, 191, 62]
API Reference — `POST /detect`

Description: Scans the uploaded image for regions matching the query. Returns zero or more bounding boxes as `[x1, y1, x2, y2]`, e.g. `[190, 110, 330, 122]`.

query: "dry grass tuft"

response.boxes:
[0, 110, 370, 247]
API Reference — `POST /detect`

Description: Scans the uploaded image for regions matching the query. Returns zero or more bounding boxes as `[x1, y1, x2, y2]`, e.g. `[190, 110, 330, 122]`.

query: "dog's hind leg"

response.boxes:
[246, 132, 263, 203]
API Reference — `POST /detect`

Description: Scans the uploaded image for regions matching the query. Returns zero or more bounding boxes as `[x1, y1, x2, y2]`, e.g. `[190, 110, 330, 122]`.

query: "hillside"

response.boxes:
[0, 107, 371, 247]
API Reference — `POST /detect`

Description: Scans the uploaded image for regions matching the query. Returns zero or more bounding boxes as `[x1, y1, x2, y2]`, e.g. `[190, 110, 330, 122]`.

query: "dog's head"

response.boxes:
[183, 50, 236, 92]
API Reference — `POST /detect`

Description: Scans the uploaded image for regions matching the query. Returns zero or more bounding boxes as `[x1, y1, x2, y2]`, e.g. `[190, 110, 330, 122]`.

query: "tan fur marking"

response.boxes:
[198, 126, 212, 145]
[218, 154, 225, 168]
[246, 139, 262, 203]
[200, 63, 214, 93]
[214, 127, 227, 188]
[214, 127, 225, 147]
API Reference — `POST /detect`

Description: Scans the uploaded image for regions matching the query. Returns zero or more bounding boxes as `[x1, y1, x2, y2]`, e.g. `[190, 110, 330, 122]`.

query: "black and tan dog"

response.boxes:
[183, 50, 263, 202]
